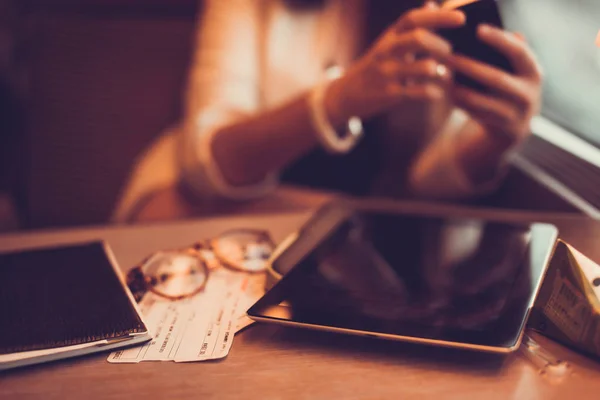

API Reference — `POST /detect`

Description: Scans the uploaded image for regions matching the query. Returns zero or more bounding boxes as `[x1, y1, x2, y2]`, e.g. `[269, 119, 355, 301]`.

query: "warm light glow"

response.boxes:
[442, 0, 479, 10]
[596, 29, 600, 47]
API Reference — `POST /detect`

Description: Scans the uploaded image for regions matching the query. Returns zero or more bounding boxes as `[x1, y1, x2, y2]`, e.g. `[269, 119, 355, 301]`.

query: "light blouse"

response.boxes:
[112, 0, 495, 223]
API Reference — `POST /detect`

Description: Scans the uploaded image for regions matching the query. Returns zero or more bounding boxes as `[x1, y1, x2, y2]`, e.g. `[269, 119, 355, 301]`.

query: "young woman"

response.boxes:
[113, 0, 542, 222]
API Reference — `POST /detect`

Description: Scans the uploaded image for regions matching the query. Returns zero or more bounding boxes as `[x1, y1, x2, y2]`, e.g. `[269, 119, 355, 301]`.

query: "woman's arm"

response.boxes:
[406, 108, 505, 200]
[210, 94, 323, 187]
[179, 0, 354, 197]
[407, 25, 543, 200]
[179, 1, 465, 199]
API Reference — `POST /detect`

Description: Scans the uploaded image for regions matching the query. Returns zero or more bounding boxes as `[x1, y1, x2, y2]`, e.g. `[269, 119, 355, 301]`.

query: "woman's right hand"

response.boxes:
[324, 5, 466, 125]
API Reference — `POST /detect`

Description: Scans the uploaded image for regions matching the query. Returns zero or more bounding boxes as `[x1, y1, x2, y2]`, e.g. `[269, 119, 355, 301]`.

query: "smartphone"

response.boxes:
[438, 0, 515, 92]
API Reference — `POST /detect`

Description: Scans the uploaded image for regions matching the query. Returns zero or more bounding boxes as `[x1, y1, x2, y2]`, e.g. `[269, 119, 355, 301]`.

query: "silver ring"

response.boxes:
[435, 63, 448, 79]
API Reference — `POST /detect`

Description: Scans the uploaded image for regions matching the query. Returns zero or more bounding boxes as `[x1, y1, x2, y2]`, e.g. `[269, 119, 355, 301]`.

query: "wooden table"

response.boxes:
[1, 202, 600, 400]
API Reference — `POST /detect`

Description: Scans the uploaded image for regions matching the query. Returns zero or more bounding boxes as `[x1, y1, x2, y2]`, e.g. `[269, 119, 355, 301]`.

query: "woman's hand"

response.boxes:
[448, 25, 544, 183]
[324, 5, 466, 126]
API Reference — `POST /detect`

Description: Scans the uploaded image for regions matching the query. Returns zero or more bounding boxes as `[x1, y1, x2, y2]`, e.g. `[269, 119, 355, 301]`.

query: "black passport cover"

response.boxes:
[0, 241, 146, 355]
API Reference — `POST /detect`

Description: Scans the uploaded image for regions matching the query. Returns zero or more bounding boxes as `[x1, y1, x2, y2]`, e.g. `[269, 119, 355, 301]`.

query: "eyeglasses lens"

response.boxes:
[142, 251, 207, 298]
[213, 231, 275, 272]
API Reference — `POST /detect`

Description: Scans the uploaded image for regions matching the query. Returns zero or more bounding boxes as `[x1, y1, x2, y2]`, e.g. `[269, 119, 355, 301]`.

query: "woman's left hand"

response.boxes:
[447, 24, 543, 182]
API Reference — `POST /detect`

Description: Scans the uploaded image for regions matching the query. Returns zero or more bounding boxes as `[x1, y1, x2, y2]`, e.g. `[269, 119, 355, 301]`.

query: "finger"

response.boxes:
[387, 28, 453, 61]
[382, 59, 452, 83]
[396, 8, 465, 32]
[390, 81, 445, 102]
[449, 54, 531, 105]
[514, 32, 526, 42]
[452, 85, 520, 137]
[402, 60, 452, 84]
[423, 1, 439, 9]
[477, 24, 543, 80]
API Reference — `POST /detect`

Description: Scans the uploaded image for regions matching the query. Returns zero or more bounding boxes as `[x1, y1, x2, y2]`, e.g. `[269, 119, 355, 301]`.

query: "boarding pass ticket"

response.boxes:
[108, 269, 263, 363]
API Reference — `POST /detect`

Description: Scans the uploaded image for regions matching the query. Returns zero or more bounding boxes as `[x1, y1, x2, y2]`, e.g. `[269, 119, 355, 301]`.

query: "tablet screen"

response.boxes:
[249, 211, 557, 350]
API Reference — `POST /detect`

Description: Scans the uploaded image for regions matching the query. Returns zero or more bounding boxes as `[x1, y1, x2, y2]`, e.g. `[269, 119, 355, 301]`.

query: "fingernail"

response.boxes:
[514, 32, 526, 41]
[478, 24, 492, 34]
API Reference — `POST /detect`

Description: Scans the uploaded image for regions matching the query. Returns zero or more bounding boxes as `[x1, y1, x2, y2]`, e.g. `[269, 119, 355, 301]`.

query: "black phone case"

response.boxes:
[438, 0, 514, 93]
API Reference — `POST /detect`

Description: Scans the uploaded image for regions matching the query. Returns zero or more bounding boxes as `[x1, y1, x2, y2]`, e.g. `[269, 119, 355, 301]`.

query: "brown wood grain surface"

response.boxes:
[1, 198, 600, 400]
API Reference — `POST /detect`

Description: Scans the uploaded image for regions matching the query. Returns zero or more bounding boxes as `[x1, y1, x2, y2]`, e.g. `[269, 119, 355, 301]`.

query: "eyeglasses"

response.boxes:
[126, 229, 275, 302]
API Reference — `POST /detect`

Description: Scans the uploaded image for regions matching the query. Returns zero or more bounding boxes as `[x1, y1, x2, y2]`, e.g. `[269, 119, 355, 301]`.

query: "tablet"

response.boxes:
[248, 201, 558, 353]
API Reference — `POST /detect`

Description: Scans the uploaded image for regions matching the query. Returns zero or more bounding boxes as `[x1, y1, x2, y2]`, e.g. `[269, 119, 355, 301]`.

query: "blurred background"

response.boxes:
[0, 0, 199, 231]
[0, 0, 599, 232]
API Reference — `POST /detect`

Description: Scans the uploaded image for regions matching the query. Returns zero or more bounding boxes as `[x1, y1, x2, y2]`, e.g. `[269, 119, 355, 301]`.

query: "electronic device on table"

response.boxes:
[249, 200, 558, 354]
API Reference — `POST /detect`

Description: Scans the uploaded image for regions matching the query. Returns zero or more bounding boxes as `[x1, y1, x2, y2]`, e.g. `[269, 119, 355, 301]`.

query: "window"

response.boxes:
[501, 0, 600, 147]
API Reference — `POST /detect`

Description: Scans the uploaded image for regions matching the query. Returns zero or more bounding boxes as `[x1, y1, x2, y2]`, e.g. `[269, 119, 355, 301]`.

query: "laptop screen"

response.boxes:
[500, 0, 600, 147]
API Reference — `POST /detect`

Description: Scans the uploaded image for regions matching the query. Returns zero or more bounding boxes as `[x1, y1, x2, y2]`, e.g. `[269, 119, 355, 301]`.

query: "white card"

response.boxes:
[108, 270, 264, 364]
